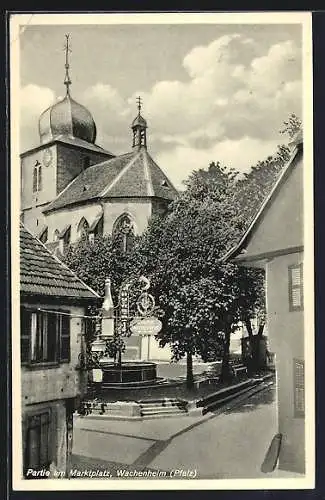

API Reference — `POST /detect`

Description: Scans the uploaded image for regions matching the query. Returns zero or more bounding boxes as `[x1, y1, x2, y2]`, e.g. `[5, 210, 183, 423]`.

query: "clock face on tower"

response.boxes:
[42, 148, 53, 167]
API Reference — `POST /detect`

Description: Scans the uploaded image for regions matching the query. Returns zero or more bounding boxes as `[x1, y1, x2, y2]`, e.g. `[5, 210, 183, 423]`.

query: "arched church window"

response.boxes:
[33, 161, 42, 193]
[112, 214, 135, 253]
[77, 217, 89, 240]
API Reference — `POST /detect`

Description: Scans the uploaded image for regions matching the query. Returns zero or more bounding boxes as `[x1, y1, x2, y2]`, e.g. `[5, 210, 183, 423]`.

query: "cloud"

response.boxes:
[156, 136, 280, 191]
[20, 84, 55, 150]
[20, 33, 302, 187]
[84, 34, 301, 153]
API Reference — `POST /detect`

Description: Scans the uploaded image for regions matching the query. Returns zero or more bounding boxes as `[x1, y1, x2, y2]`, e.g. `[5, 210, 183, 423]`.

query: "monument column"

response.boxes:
[101, 278, 115, 340]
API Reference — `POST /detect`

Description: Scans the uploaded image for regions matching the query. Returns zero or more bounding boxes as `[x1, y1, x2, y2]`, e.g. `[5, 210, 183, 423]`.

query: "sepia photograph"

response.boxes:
[10, 12, 314, 490]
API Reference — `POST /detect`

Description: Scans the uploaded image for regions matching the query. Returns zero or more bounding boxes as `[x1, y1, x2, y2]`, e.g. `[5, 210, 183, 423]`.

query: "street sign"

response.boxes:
[92, 368, 103, 382]
[130, 317, 162, 336]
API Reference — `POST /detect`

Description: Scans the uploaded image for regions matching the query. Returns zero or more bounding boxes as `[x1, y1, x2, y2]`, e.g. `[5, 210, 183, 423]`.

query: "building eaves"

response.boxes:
[222, 142, 303, 263]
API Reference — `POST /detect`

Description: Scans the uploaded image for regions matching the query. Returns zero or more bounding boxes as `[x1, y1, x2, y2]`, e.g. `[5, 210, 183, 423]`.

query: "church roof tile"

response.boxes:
[44, 149, 178, 213]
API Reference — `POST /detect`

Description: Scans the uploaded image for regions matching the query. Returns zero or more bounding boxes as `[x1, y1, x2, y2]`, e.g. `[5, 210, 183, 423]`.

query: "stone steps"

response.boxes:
[139, 398, 188, 418]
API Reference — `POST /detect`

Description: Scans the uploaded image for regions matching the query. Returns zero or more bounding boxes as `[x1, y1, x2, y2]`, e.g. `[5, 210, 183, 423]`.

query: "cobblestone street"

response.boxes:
[71, 384, 299, 480]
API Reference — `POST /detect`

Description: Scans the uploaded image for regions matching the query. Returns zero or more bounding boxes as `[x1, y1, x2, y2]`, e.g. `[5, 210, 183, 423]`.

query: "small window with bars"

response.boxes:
[288, 263, 303, 311]
[293, 358, 305, 418]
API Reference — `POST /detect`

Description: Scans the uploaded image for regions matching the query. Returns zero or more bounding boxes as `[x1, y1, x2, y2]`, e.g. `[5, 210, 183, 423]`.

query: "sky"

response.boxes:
[19, 20, 303, 190]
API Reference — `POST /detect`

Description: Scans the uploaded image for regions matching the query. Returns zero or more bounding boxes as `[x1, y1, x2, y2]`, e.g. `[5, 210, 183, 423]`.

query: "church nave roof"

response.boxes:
[43, 148, 178, 213]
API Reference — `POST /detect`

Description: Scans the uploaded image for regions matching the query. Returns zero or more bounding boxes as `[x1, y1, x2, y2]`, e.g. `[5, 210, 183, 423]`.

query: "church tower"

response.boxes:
[20, 34, 113, 240]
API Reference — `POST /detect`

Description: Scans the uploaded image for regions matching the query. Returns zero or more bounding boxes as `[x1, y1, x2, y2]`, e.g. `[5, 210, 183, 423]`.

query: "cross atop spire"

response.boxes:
[136, 96, 142, 114]
[63, 34, 72, 95]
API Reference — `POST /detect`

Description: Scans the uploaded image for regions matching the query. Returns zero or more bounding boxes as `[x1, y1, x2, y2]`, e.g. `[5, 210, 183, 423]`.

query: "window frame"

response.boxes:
[112, 213, 135, 253]
[32, 162, 42, 193]
[77, 217, 89, 241]
[24, 409, 52, 475]
[20, 307, 71, 367]
[288, 263, 304, 312]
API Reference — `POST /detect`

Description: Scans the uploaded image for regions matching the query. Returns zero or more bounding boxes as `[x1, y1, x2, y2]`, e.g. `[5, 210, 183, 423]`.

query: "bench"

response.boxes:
[230, 363, 248, 378]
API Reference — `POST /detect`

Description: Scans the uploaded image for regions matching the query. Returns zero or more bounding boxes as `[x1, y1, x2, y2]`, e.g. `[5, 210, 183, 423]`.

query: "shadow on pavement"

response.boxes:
[223, 385, 276, 415]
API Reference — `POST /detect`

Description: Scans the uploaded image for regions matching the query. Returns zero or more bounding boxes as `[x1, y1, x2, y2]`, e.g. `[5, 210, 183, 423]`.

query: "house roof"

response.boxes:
[20, 224, 100, 300]
[222, 135, 303, 263]
[43, 147, 178, 213]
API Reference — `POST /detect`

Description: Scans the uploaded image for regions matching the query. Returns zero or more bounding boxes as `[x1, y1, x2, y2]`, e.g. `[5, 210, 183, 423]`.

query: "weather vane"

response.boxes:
[63, 34, 72, 94]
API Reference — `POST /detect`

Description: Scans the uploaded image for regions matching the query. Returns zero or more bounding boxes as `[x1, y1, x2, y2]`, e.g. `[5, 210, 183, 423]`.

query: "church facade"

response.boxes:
[20, 82, 177, 255]
[20, 38, 177, 361]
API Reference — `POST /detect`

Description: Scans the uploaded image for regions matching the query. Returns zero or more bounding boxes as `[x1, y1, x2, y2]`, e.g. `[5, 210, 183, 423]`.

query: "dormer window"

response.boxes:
[33, 161, 42, 193]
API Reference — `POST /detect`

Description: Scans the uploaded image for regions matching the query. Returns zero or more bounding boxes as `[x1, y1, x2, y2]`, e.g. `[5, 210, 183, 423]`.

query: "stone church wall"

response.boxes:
[102, 198, 153, 235]
[21, 145, 57, 210]
[56, 143, 112, 194]
[45, 202, 103, 242]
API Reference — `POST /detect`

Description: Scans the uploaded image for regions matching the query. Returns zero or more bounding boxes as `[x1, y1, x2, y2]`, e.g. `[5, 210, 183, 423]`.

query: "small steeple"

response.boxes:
[63, 34, 72, 96]
[131, 96, 147, 149]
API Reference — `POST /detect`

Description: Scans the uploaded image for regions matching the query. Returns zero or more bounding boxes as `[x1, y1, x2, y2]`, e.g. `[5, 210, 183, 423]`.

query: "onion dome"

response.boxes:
[38, 33, 97, 145]
[39, 95, 97, 145]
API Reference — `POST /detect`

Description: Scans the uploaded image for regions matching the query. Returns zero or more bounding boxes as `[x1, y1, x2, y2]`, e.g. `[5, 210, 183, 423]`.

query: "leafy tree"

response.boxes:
[64, 114, 302, 387]
[231, 114, 302, 348]
[279, 112, 302, 139]
[64, 232, 141, 364]
[131, 161, 265, 386]
[134, 113, 302, 383]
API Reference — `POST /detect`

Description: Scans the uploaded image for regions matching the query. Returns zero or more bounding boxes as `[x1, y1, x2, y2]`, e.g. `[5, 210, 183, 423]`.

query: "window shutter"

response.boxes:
[20, 307, 31, 364]
[293, 359, 305, 418]
[60, 313, 70, 362]
[38, 166, 42, 191]
[47, 311, 58, 362]
[288, 264, 303, 311]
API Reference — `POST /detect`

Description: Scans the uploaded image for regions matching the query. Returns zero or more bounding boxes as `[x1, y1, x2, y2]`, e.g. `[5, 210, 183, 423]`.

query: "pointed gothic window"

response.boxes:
[77, 217, 89, 241]
[112, 214, 135, 253]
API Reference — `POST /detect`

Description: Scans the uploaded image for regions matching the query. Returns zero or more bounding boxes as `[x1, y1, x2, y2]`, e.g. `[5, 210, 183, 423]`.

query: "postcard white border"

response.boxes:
[10, 11, 314, 491]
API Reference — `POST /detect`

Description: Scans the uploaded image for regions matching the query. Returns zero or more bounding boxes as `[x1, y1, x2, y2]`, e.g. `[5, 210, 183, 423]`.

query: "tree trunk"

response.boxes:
[117, 348, 122, 370]
[220, 325, 231, 383]
[186, 351, 194, 390]
[244, 318, 264, 374]
[244, 318, 254, 339]
[257, 322, 265, 337]
[255, 322, 265, 370]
